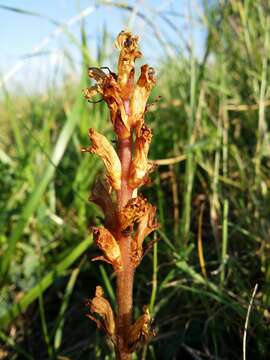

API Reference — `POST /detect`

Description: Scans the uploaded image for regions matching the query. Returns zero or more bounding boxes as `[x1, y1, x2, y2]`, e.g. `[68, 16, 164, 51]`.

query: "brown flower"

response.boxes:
[92, 227, 122, 270]
[81, 128, 121, 190]
[86, 285, 116, 342]
[115, 30, 142, 100]
[84, 68, 130, 138]
[83, 67, 107, 99]
[127, 306, 155, 352]
[84, 84, 100, 99]
[128, 124, 155, 189]
[120, 196, 148, 231]
[102, 75, 130, 138]
[129, 64, 156, 131]
[88, 67, 108, 84]
[131, 202, 158, 266]
[90, 179, 117, 231]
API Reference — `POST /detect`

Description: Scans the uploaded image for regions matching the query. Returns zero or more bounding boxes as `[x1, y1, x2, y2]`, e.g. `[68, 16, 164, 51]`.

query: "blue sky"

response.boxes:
[0, 0, 206, 93]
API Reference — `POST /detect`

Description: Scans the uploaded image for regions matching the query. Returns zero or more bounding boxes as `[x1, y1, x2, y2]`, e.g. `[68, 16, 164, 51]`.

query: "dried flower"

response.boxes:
[90, 179, 117, 231]
[86, 285, 116, 342]
[127, 306, 155, 352]
[101, 75, 130, 138]
[92, 227, 122, 270]
[81, 128, 121, 190]
[129, 64, 156, 131]
[120, 196, 148, 230]
[128, 124, 155, 189]
[115, 30, 142, 100]
[84, 69, 130, 139]
[84, 84, 100, 99]
[132, 202, 159, 266]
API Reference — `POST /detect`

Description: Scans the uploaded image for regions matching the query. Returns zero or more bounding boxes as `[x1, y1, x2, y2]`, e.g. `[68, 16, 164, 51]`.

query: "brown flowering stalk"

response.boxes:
[82, 30, 158, 360]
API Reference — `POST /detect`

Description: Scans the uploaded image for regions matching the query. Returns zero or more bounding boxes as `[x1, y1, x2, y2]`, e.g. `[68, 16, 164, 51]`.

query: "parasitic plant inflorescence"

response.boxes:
[82, 30, 159, 360]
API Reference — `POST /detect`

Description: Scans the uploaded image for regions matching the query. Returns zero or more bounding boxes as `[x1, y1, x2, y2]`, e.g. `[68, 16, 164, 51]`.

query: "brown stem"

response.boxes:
[116, 136, 134, 360]
[117, 137, 133, 209]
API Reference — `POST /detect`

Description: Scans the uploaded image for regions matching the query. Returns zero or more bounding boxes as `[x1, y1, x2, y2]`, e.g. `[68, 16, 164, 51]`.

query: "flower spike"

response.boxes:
[82, 30, 159, 359]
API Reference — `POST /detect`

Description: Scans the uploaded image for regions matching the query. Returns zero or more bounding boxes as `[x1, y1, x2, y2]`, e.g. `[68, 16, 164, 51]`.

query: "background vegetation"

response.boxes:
[1, 0, 270, 359]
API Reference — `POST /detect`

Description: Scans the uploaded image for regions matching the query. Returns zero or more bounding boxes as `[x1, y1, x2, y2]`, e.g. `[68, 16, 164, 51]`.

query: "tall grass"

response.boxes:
[0, 1, 270, 359]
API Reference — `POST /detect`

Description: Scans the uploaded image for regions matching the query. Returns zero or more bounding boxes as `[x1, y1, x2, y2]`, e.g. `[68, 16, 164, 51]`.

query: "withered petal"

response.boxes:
[86, 285, 116, 340]
[128, 124, 154, 189]
[88, 67, 107, 84]
[102, 75, 130, 137]
[84, 85, 102, 100]
[127, 306, 154, 352]
[90, 179, 117, 231]
[115, 30, 138, 51]
[120, 196, 148, 230]
[116, 30, 142, 100]
[129, 64, 156, 130]
[86, 67, 131, 138]
[132, 202, 159, 267]
[92, 227, 122, 270]
[81, 128, 121, 190]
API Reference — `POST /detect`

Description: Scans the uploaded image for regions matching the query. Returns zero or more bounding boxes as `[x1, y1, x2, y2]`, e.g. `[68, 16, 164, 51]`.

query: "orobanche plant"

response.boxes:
[81, 30, 158, 360]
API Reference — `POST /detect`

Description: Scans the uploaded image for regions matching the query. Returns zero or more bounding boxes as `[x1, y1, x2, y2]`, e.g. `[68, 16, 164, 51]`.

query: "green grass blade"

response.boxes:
[149, 238, 158, 315]
[54, 261, 83, 352]
[38, 289, 54, 359]
[0, 236, 92, 329]
[0, 329, 34, 360]
[0, 94, 85, 278]
[220, 199, 229, 286]
[99, 265, 116, 306]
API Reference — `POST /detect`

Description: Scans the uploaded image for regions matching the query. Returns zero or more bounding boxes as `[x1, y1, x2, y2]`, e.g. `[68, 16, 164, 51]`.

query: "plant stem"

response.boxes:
[117, 137, 133, 209]
[116, 135, 134, 360]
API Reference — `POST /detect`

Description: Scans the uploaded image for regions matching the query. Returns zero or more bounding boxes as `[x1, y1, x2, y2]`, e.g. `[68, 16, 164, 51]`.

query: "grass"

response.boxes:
[1, 0, 270, 359]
